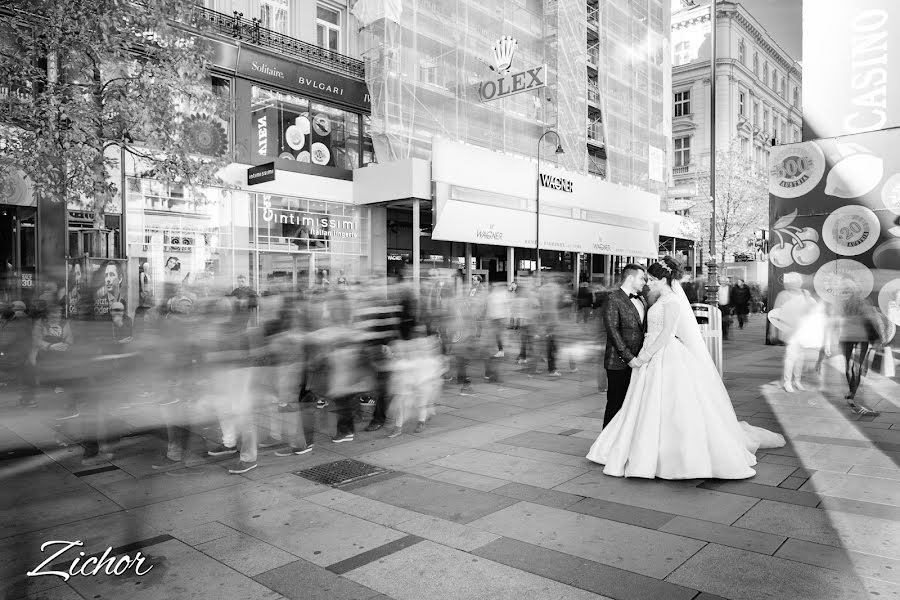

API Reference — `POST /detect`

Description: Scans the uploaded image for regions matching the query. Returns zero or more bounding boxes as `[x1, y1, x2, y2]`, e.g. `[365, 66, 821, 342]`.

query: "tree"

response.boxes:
[691, 138, 768, 266]
[0, 0, 230, 234]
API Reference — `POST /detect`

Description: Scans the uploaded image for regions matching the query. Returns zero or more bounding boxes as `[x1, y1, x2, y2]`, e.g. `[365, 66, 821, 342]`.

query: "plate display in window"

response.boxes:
[285, 125, 305, 150]
[311, 142, 330, 165]
[278, 152, 295, 160]
[297, 151, 311, 163]
[312, 114, 332, 136]
[295, 115, 311, 135]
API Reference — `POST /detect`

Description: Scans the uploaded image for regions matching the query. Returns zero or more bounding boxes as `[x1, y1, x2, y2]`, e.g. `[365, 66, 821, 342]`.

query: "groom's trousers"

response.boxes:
[604, 368, 632, 427]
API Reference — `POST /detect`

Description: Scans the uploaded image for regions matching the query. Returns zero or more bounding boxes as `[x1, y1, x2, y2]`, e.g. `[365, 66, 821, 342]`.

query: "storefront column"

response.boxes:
[573, 252, 581, 290]
[507, 247, 514, 285]
[412, 198, 421, 292]
[604, 255, 612, 286]
[465, 243, 472, 288]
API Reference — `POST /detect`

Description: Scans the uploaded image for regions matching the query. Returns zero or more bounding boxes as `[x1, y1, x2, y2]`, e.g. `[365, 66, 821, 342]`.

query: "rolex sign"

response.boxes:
[478, 36, 546, 102]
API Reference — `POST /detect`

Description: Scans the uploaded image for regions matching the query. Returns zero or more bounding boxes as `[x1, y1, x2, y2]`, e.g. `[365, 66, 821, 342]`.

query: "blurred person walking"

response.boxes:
[834, 276, 886, 416]
[768, 273, 819, 393]
[731, 279, 752, 329]
[1, 300, 36, 407]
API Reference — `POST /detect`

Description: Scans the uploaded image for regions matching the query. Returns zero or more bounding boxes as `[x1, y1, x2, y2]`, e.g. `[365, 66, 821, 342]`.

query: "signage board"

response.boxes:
[803, 0, 899, 139]
[248, 162, 276, 185]
[478, 36, 546, 103]
[236, 47, 371, 111]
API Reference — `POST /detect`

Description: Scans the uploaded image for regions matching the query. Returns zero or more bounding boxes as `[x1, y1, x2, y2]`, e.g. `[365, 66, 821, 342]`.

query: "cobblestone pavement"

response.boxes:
[1, 315, 899, 600]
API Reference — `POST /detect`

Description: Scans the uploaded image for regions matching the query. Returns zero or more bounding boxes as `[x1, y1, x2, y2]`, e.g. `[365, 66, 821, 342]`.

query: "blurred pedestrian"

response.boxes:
[731, 279, 751, 329]
[834, 276, 886, 416]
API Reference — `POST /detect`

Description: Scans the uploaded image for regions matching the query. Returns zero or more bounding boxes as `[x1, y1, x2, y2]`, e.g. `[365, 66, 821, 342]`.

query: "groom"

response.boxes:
[602, 264, 648, 427]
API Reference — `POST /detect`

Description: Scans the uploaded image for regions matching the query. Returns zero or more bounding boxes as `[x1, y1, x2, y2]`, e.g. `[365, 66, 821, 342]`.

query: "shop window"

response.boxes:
[249, 85, 368, 170]
[317, 4, 342, 53]
[674, 90, 690, 117]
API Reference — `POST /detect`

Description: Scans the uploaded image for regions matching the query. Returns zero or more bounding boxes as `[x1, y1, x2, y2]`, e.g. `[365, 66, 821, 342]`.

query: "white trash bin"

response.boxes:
[691, 303, 724, 376]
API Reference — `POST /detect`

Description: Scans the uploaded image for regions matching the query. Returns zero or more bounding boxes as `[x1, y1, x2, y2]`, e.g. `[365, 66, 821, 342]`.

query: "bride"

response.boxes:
[587, 257, 785, 480]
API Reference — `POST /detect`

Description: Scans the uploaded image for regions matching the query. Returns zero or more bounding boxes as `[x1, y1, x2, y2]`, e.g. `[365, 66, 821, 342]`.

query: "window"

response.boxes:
[739, 91, 746, 117]
[740, 137, 749, 158]
[793, 86, 800, 107]
[260, 0, 289, 34]
[753, 100, 760, 127]
[317, 4, 342, 52]
[771, 68, 778, 90]
[780, 75, 786, 97]
[674, 136, 691, 167]
[780, 120, 786, 143]
[753, 53, 759, 76]
[763, 107, 769, 132]
[794, 128, 801, 142]
[763, 62, 769, 86]
[418, 57, 438, 85]
[673, 41, 691, 66]
[674, 90, 691, 117]
[738, 39, 745, 64]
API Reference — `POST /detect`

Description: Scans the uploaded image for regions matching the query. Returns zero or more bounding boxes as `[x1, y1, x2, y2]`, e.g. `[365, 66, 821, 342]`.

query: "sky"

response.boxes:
[736, 0, 802, 61]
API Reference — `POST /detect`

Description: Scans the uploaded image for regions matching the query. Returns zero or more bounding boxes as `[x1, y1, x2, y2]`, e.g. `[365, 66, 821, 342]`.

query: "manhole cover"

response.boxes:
[295, 459, 388, 487]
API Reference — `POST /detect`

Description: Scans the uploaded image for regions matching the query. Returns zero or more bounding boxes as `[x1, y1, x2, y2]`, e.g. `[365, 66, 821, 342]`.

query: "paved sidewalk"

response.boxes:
[2, 314, 899, 600]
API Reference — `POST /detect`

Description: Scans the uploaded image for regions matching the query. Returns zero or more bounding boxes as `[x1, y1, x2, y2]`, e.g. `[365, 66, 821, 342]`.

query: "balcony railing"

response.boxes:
[673, 165, 690, 175]
[190, 5, 365, 79]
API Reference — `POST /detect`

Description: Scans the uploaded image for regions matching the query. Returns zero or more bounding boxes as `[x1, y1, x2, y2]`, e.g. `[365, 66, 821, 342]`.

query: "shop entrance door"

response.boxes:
[255, 252, 313, 294]
[0, 205, 37, 302]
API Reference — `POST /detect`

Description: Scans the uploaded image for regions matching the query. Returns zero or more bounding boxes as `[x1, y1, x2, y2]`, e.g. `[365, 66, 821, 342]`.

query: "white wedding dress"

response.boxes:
[586, 283, 785, 480]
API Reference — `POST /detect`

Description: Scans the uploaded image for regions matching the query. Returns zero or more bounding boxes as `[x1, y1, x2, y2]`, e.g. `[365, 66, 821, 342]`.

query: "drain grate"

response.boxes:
[295, 459, 388, 487]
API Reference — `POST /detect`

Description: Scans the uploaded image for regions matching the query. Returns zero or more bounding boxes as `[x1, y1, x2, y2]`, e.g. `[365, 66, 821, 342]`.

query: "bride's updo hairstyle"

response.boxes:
[647, 256, 685, 286]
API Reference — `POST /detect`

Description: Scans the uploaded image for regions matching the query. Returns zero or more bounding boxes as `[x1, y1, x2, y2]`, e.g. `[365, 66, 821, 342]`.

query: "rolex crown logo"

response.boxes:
[492, 36, 518, 74]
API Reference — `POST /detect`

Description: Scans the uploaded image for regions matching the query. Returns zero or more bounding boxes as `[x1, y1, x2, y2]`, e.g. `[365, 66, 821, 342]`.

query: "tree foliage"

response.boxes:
[0, 0, 230, 226]
[692, 138, 768, 265]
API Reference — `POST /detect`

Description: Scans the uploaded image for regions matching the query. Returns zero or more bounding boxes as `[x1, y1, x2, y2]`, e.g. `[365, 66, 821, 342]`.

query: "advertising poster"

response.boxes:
[767, 128, 900, 345]
[75, 258, 127, 318]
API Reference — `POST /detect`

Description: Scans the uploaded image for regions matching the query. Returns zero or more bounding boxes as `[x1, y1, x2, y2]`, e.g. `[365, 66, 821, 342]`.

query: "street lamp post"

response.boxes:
[706, 0, 719, 307]
[536, 130, 564, 282]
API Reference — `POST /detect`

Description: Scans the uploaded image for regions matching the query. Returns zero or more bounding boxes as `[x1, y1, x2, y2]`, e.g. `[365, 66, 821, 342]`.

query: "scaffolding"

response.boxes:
[353, 0, 587, 172]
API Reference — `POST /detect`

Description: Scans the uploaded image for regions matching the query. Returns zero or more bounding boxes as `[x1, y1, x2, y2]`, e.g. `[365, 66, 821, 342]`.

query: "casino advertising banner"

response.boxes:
[767, 128, 900, 344]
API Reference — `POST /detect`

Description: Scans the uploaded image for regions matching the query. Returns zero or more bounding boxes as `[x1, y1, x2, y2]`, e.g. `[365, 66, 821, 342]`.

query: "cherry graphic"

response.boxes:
[769, 230, 795, 267]
[791, 240, 820, 266]
[789, 226, 819, 243]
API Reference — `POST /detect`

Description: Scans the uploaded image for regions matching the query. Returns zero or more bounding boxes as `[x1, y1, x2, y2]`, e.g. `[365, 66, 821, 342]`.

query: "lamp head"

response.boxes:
[554, 144, 564, 154]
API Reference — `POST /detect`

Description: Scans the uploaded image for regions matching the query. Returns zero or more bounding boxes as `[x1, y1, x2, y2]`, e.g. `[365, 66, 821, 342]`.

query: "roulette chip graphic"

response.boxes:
[312, 114, 332, 136]
[285, 125, 305, 150]
[822, 205, 880, 257]
[278, 152, 295, 160]
[295, 115, 311, 135]
[311, 143, 330, 165]
[297, 151, 311, 163]
[813, 259, 874, 304]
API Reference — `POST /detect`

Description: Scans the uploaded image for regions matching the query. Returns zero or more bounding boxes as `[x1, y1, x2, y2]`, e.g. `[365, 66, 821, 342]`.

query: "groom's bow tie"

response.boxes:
[628, 293, 642, 300]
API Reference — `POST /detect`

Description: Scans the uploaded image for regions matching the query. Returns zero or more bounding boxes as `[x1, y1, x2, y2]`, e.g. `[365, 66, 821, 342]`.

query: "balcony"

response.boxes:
[673, 165, 690, 176]
[190, 5, 365, 79]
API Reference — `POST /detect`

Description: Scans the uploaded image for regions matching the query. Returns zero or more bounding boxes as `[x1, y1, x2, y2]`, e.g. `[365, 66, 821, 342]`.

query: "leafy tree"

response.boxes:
[691, 138, 768, 265]
[0, 0, 230, 231]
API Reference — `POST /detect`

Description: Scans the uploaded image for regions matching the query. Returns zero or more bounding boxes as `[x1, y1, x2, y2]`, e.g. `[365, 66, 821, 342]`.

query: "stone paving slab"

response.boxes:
[66, 538, 285, 600]
[394, 515, 500, 551]
[492, 482, 585, 510]
[448, 401, 530, 423]
[733, 499, 900, 559]
[425, 466, 509, 491]
[343, 540, 611, 600]
[349, 473, 519, 524]
[817, 496, 900, 522]
[432, 448, 589, 489]
[800, 470, 900, 506]
[352, 439, 464, 470]
[479, 441, 592, 468]
[306, 489, 425, 527]
[219, 499, 407, 567]
[196, 532, 299, 577]
[747, 462, 798, 487]
[666, 543, 900, 600]
[775, 538, 900, 585]
[254, 559, 381, 600]
[468, 501, 706, 579]
[473, 537, 699, 600]
[565, 497, 676, 530]
[555, 471, 759, 524]
[699, 480, 821, 507]
[500, 430, 593, 457]
[172, 521, 238, 546]
[658, 516, 786, 555]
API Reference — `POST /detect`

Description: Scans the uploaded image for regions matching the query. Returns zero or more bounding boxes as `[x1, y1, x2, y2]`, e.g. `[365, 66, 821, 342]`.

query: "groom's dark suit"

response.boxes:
[602, 288, 647, 427]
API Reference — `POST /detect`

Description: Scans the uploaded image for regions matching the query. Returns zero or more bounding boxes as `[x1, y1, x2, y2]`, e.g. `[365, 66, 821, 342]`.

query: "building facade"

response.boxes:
[669, 0, 802, 208]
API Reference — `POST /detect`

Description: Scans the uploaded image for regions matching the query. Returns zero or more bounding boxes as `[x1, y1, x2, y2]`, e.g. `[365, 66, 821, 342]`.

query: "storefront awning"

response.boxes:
[431, 199, 657, 258]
